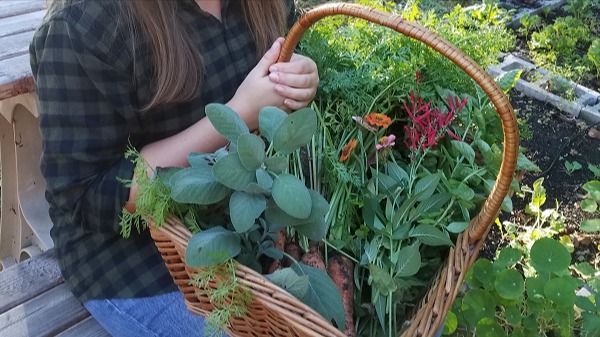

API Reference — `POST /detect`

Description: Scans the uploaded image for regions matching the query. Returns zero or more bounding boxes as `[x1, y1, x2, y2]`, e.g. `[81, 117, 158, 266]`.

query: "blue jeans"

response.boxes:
[84, 291, 224, 337]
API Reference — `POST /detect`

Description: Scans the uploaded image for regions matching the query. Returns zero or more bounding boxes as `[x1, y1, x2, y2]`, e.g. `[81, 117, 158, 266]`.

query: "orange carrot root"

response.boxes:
[301, 243, 326, 272]
[327, 255, 355, 337]
[267, 230, 286, 273]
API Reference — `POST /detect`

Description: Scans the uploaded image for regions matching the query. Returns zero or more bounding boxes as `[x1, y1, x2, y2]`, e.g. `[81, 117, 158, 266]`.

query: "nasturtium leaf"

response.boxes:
[394, 243, 421, 277]
[530, 238, 571, 274]
[185, 226, 241, 267]
[273, 108, 317, 154]
[451, 140, 475, 164]
[272, 174, 312, 219]
[582, 312, 600, 336]
[259, 106, 288, 142]
[369, 264, 397, 295]
[169, 167, 230, 205]
[476, 318, 507, 337]
[213, 153, 255, 190]
[237, 134, 265, 170]
[495, 269, 525, 300]
[583, 180, 600, 201]
[575, 295, 596, 312]
[446, 221, 468, 234]
[413, 173, 441, 201]
[526, 277, 546, 302]
[504, 304, 521, 326]
[266, 268, 310, 299]
[581, 199, 598, 213]
[229, 191, 266, 233]
[291, 263, 346, 330]
[410, 225, 453, 247]
[265, 156, 289, 174]
[442, 311, 458, 335]
[256, 169, 273, 190]
[581, 219, 600, 233]
[294, 190, 330, 241]
[544, 277, 577, 307]
[205, 103, 249, 143]
[572, 262, 596, 278]
[449, 179, 475, 201]
[461, 289, 495, 327]
[494, 247, 522, 268]
[472, 259, 495, 287]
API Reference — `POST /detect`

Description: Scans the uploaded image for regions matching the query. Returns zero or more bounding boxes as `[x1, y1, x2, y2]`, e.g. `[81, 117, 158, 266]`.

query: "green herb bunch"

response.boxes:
[121, 103, 345, 334]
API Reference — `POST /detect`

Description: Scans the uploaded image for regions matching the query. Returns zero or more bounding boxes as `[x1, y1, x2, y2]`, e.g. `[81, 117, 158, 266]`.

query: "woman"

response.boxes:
[29, 0, 319, 336]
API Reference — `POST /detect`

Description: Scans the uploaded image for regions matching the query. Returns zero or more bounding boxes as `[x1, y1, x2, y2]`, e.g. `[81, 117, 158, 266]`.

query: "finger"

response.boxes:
[284, 98, 310, 111]
[254, 37, 284, 76]
[269, 56, 316, 75]
[269, 72, 318, 89]
[274, 85, 316, 102]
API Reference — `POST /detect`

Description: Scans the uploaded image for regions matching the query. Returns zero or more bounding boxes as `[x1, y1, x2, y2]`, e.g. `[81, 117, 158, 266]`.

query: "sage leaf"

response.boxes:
[256, 169, 273, 190]
[294, 190, 330, 241]
[213, 153, 255, 190]
[530, 238, 570, 273]
[413, 173, 440, 201]
[259, 106, 288, 142]
[272, 174, 312, 219]
[410, 225, 453, 246]
[273, 108, 317, 154]
[237, 134, 265, 170]
[451, 140, 475, 164]
[291, 263, 346, 330]
[265, 199, 304, 227]
[265, 156, 289, 174]
[581, 219, 600, 233]
[229, 191, 266, 233]
[156, 167, 183, 187]
[394, 243, 421, 277]
[185, 226, 241, 267]
[266, 268, 310, 298]
[205, 103, 249, 143]
[169, 167, 230, 205]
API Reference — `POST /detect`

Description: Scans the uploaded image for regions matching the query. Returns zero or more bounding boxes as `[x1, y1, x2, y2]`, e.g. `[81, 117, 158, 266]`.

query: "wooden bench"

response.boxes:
[0, 249, 110, 336]
[0, 0, 53, 270]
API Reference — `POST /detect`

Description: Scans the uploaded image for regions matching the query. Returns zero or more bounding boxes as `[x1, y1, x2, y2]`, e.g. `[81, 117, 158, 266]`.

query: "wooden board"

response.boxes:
[0, 250, 62, 314]
[55, 317, 110, 337]
[0, 53, 34, 100]
[0, 10, 45, 39]
[0, 283, 89, 337]
[0, 0, 46, 20]
[0, 30, 35, 61]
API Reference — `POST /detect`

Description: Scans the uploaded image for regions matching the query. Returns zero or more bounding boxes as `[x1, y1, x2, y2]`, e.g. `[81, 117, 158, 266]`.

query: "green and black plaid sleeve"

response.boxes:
[30, 0, 295, 302]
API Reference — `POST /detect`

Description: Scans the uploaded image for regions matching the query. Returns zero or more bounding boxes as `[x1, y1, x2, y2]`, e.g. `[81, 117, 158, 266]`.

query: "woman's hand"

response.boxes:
[268, 53, 319, 111]
[227, 37, 287, 130]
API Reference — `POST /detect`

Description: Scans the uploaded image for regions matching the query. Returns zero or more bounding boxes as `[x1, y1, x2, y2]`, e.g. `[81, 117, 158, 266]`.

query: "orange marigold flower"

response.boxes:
[339, 138, 358, 162]
[365, 113, 392, 129]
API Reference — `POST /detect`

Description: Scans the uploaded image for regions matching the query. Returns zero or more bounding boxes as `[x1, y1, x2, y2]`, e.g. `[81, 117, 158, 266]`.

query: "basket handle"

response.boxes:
[278, 2, 519, 242]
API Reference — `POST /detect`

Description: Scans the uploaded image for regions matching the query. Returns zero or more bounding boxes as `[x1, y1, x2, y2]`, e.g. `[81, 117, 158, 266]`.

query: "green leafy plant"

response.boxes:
[519, 13, 541, 40]
[565, 160, 583, 175]
[580, 180, 600, 233]
[588, 39, 600, 79]
[589, 164, 600, 178]
[447, 238, 600, 337]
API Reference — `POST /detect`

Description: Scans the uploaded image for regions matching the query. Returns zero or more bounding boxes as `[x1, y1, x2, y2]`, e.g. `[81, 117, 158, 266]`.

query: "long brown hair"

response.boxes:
[46, 0, 288, 110]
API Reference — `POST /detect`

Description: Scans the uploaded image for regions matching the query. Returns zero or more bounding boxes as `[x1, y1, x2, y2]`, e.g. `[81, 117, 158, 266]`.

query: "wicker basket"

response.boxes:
[149, 3, 519, 337]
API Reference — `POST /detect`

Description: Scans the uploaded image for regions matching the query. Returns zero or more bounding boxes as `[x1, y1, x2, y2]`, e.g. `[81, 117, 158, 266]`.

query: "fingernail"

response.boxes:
[269, 73, 279, 81]
[270, 66, 278, 72]
[275, 85, 283, 92]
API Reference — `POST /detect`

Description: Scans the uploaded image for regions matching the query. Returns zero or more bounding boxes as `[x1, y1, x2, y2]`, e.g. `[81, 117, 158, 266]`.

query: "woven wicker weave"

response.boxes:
[149, 3, 519, 337]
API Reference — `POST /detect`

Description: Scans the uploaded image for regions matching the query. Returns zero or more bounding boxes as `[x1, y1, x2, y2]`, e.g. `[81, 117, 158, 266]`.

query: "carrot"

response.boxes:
[267, 230, 286, 273]
[327, 255, 355, 337]
[282, 238, 303, 267]
[300, 243, 326, 272]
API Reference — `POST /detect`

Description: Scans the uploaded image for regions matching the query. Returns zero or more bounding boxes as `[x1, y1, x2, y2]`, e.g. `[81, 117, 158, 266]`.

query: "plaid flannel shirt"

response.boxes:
[30, 0, 296, 302]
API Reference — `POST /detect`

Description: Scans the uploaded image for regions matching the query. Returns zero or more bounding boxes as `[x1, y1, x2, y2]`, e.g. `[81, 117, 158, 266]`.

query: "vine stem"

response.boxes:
[322, 239, 359, 264]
